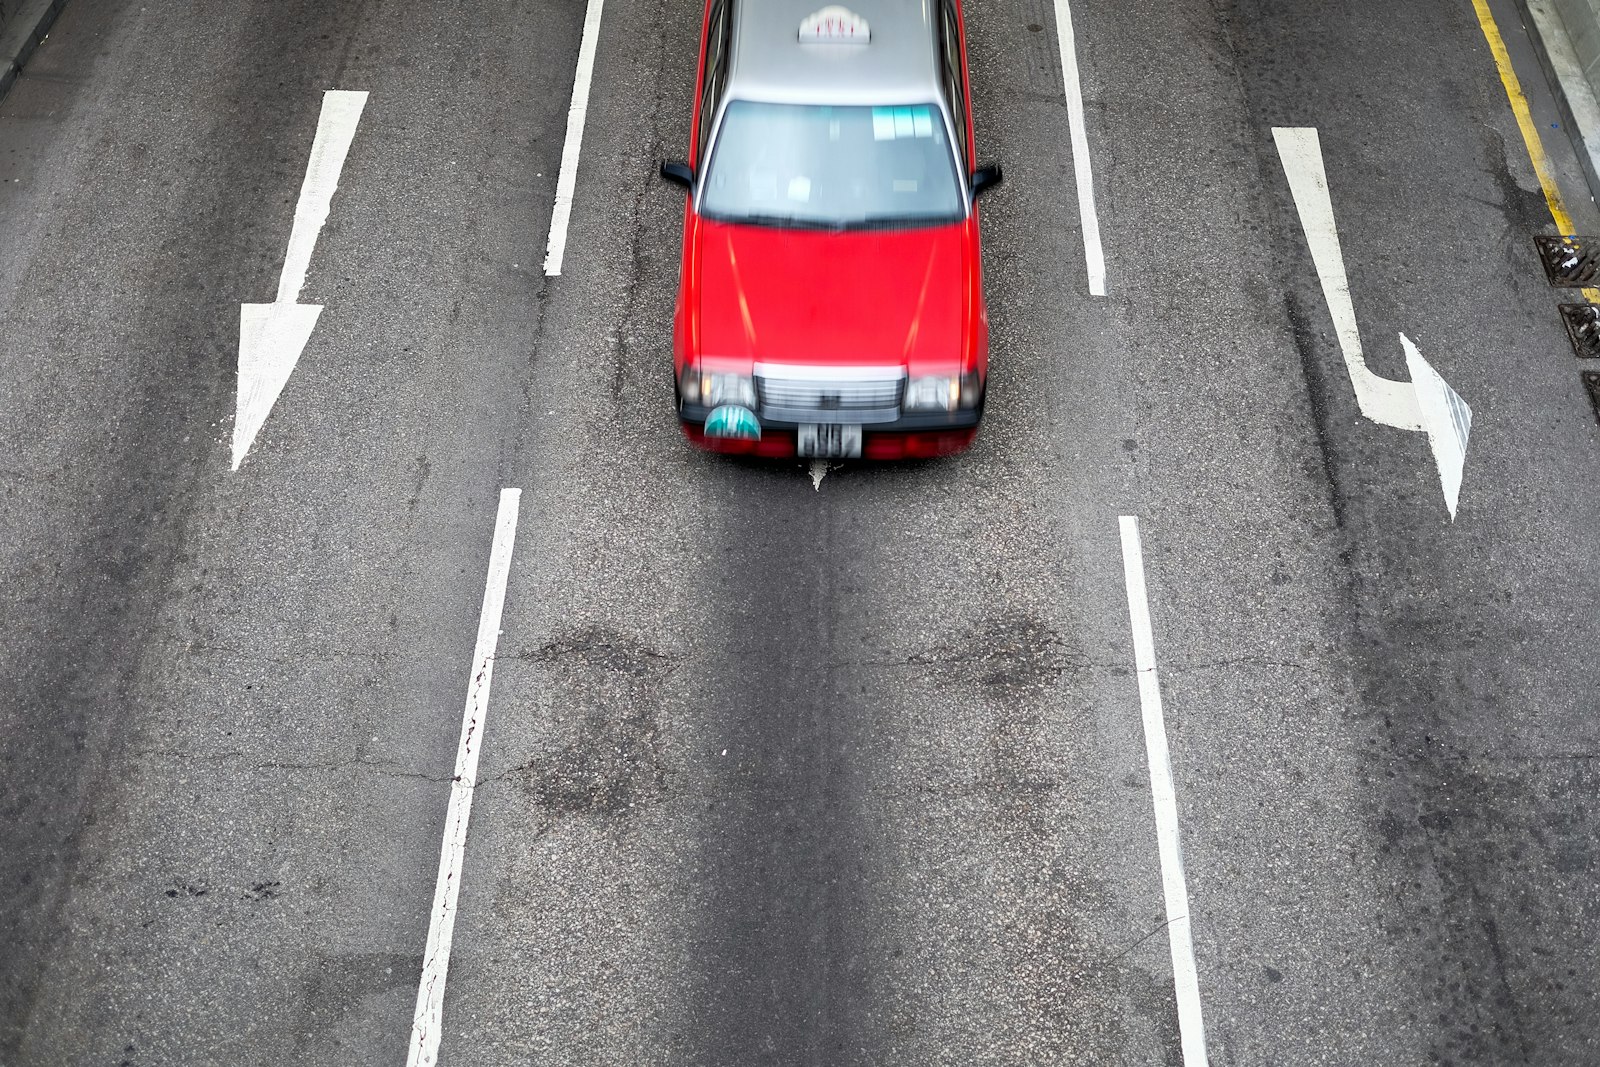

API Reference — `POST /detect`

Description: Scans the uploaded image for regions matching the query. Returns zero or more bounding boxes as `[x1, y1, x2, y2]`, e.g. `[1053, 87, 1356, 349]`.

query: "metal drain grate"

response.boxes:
[1535, 235, 1600, 287]
[1586, 372, 1600, 425]
[1559, 303, 1600, 358]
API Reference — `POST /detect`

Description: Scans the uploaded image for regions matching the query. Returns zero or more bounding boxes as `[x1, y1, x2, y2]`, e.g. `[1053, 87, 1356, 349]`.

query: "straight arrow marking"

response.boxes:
[233, 89, 369, 471]
[1272, 125, 1473, 519]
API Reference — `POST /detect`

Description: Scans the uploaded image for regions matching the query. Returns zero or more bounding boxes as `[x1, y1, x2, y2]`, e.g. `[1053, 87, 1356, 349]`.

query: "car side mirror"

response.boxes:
[660, 161, 694, 188]
[971, 164, 1003, 199]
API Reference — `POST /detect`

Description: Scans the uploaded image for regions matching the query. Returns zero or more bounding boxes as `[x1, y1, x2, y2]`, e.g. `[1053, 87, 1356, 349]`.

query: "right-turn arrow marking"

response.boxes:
[1273, 126, 1473, 520]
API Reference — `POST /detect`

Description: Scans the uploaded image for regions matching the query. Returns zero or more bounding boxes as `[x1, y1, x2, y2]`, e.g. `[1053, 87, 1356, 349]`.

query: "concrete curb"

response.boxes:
[1513, 0, 1600, 210]
[0, 0, 70, 103]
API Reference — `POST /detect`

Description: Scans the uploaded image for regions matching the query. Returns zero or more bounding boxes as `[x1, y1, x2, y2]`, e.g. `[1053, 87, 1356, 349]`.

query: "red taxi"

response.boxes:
[660, 0, 1002, 459]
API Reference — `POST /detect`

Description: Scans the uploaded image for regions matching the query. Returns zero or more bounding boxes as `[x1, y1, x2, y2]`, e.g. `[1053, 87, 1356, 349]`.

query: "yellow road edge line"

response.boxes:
[1470, 0, 1600, 302]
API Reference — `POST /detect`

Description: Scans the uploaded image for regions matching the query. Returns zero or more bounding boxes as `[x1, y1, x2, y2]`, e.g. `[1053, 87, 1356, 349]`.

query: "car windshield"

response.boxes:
[699, 100, 965, 229]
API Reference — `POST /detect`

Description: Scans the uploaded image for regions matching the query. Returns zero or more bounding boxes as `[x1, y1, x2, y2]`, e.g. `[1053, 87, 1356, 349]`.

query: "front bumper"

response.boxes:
[678, 402, 981, 459]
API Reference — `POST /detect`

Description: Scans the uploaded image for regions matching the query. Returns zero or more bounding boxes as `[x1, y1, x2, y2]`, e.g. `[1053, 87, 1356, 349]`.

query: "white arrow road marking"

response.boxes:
[1273, 126, 1473, 519]
[1405, 334, 1473, 519]
[809, 460, 831, 490]
[544, 0, 605, 276]
[232, 89, 369, 471]
[1272, 127, 1421, 432]
[1051, 0, 1106, 296]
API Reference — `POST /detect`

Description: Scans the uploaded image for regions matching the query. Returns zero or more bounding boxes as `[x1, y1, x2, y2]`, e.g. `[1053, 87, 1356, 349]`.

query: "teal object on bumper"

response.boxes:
[704, 405, 761, 439]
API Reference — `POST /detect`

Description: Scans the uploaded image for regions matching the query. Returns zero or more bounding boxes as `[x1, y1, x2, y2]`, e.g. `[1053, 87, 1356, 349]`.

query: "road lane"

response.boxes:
[972, 0, 1449, 1057]
[0, 0, 586, 1061]
[1216, 0, 1600, 1060]
[397, 0, 1198, 1057]
[0, 2, 331, 1053]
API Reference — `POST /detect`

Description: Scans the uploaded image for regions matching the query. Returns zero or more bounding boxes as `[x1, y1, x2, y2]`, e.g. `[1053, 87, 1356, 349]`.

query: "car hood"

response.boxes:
[694, 218, 969, 370]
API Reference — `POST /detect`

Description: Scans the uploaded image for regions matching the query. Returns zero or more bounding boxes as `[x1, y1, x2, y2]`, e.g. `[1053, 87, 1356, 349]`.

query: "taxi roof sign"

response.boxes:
[798, 5, 870, 43]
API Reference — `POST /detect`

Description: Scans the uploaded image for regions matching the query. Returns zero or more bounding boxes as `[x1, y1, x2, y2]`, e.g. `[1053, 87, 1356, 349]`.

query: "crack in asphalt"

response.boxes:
[1106, 914, 1181, 965]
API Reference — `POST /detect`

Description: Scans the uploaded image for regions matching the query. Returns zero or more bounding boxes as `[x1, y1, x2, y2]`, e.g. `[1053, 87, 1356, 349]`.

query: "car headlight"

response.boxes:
[904, 376, 959, 412]
[959, 370, 983, 408]
[904, 373, 983, 412]
[681, 368, 756, 409]
[678, 367, 701, 403]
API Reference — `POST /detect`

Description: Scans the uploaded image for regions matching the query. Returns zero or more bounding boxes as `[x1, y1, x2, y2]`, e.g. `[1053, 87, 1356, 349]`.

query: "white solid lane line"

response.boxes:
[234, 89, 368, 471]
[406, 489, 522, 1067]
[543, 0, 606, 276]
[1118, 516, 1208, 1067]
[1049, 0, 1106, 296]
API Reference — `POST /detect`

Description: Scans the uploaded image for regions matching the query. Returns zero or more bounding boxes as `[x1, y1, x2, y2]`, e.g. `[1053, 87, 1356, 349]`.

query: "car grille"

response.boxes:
[755, 366, 905, 425]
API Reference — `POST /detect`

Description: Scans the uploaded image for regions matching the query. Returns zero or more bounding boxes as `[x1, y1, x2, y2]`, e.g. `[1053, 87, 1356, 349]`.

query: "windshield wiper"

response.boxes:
[708, 210, 960, 232]
[727, 212, 845, 232]
[852, 212, 964, 230]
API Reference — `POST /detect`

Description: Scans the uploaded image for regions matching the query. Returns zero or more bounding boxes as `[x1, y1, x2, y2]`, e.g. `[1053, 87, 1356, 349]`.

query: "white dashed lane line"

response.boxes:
[406, 488, 522, 1067]
[1049, 0, 1105, 296]
[1118, 515, 1209, 1066]
[544, 0, 607, 276]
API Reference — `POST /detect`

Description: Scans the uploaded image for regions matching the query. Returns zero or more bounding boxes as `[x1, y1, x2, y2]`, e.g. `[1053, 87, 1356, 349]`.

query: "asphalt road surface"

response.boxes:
[3, 0, 1600, 1063]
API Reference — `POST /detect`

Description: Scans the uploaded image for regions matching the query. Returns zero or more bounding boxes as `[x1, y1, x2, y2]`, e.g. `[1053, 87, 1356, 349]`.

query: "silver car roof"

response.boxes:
[726, 0, 945, 107]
